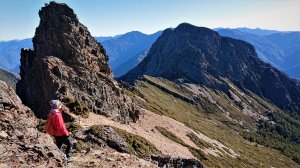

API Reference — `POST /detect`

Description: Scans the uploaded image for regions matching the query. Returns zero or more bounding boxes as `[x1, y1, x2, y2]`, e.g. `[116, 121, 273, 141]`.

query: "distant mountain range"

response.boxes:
[95, 34, 123, 42]
[114, 49, 149, 77]
[0, 28, 299, 79]
[216, 29, 284, 66]
[0, 38, 32, 72]
[214, 27, 283, 36]
[101, 31, 162, 77]
[0, 31, 162, 77]
[217, 29, 300, 79]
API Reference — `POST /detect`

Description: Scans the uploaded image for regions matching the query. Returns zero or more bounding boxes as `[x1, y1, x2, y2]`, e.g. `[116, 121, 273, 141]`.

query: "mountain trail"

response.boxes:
[67, 148, 157, 168]
[79, 109, 237, 159]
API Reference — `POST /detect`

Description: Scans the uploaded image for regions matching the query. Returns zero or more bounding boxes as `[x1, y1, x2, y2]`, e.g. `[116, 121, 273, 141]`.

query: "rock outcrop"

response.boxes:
[0, 80, 64, 167]
[17, 2, 139, 122]
[121, 23, 300, 114]
[74, 125, 129, 153]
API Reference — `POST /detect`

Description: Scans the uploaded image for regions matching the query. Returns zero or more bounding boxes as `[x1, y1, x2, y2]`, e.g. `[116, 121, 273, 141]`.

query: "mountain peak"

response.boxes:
[121, 23, 300, 113]
[17, 2, 139, 121]
[126, 31, 145, 35]
[176, 22, 208, 31]
[33, 1, 110, 74]
[39, 1, 78, 23]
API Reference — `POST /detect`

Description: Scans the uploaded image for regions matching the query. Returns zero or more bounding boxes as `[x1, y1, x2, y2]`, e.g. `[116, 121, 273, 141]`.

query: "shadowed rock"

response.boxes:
[151, 155, 205, 168]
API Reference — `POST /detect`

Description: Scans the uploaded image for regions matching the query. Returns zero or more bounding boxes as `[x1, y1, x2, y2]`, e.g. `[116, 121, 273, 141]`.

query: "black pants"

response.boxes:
[54, 135, 73, 158]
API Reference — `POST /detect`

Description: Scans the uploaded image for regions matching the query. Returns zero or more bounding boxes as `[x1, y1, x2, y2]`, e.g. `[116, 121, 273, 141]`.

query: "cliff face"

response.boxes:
[0, 80, 64, 167]
[17, 2, 139, 122]
[121, 23, 300, 113]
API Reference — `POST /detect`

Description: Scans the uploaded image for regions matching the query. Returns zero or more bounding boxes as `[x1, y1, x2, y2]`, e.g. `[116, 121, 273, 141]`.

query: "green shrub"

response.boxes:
[66, 122, 82, 132]
[155, 126, 185, 145]
[189, 148, 207, 160]
[63, 98, 89, 118]
[89, 125, 104, 136]
[242, 110, 300, 164]
[37, 119, 46, 133]
[187, 132, 213, 149]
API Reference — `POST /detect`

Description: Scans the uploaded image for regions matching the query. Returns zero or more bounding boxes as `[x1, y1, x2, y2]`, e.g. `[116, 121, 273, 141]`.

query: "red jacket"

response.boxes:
[48, 109, 69, 136]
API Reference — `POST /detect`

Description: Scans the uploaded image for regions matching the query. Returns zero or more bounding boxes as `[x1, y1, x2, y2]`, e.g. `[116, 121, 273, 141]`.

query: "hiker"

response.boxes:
[46, 100, 73, 159]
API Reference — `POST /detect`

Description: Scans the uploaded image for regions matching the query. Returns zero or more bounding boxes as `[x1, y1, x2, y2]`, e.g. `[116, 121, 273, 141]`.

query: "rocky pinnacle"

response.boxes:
[17, 1, 139, 122]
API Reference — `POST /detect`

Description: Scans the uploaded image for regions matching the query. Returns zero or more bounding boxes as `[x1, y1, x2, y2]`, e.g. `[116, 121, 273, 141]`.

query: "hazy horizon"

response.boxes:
[1, 0, 299, 41]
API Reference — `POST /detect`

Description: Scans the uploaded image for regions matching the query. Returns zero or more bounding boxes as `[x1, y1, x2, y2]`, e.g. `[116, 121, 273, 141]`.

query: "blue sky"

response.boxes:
[0, 0, 299, 40]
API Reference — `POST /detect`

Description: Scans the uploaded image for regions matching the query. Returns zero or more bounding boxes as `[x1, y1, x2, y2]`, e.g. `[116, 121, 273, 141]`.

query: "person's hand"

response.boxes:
[68, 132, 72, 136]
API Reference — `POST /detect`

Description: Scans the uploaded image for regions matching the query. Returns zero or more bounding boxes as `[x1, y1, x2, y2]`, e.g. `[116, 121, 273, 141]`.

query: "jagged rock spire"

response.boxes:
[17, 1, 139, 122]
[33, 1, 111, 74]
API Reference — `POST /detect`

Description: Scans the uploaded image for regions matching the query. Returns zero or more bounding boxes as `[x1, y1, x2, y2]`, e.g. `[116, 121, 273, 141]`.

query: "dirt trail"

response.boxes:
[79, 109, 238, 158]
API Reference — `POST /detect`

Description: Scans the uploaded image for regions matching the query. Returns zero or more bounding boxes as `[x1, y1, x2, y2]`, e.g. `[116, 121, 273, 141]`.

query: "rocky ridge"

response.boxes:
[13, 2, 204, 167]
[121, 23, 300, 114]
[0, 80, 64, 167]
[17, 2, 139, 122]
[9, 2, 300, 167]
